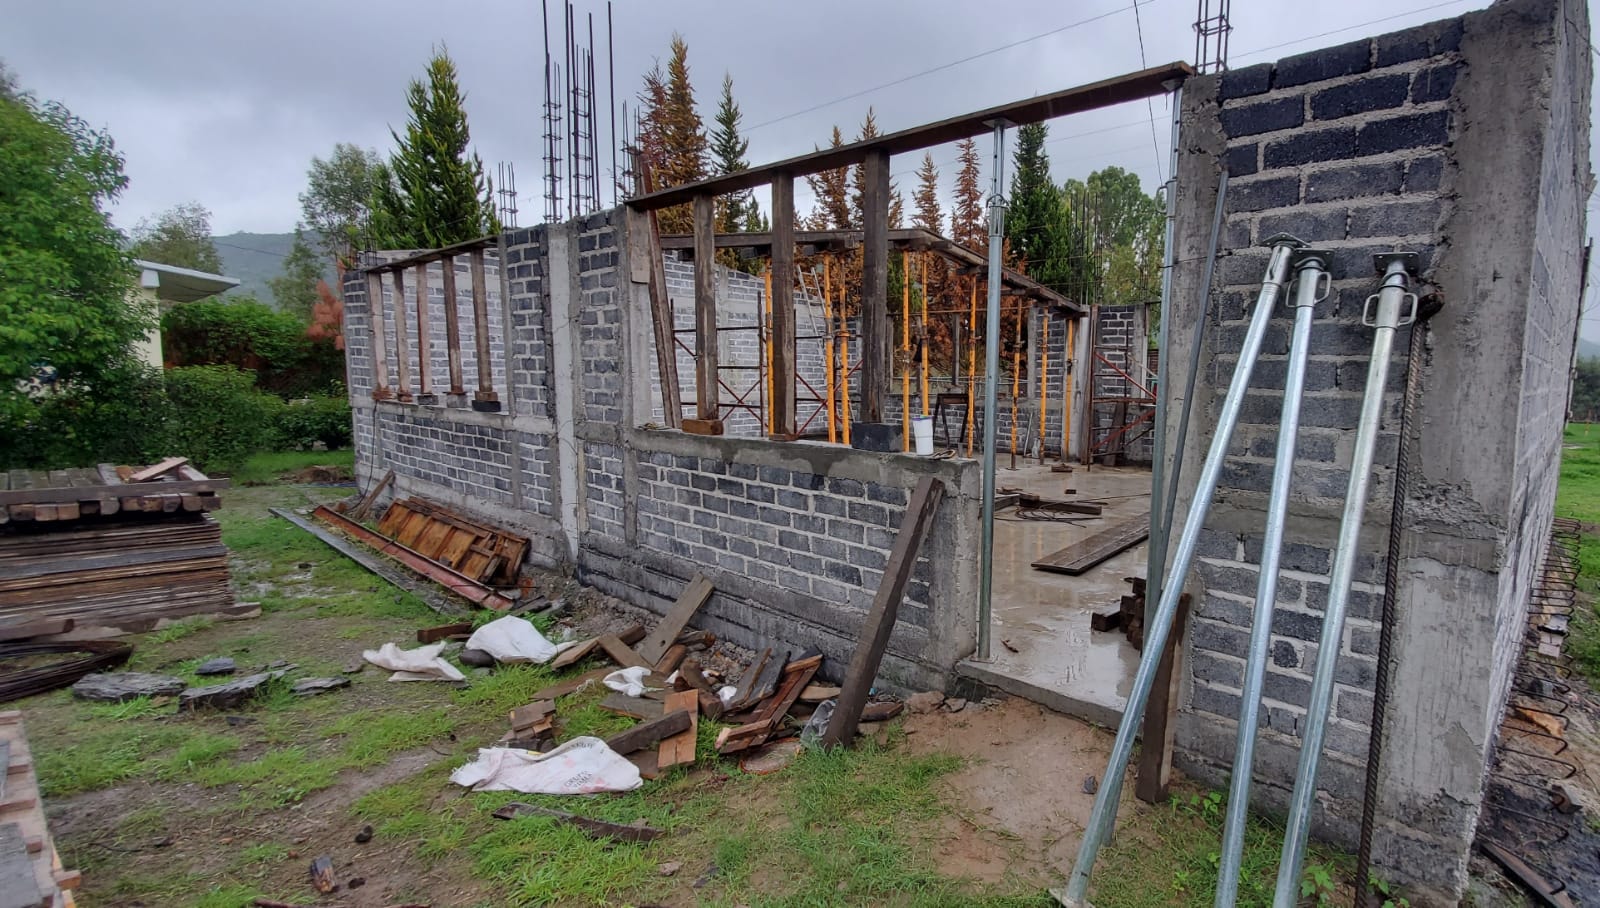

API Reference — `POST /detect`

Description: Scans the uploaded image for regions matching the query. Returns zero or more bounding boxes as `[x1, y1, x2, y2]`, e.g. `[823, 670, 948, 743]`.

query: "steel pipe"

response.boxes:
[1215, 247, 1329, 906]
[1055, 235, 1302, 907]
[1271, 253, 1418, 907]
[976, 119, 1008, 662]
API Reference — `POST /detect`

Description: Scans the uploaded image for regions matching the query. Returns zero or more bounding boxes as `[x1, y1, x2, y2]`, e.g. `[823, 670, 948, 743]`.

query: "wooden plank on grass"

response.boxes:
[550, 638, 601, 670]
[417, 622, 472, 644]
[605, 709, 692, 756]
[508, 700, 554, 733]
[599, 692, 663, 720]
[822, 476, 944, 748]
[598, 634, 651, 669]
[657, 690, 699, 770]
[637, 573, 713, 664]
[531, 667, 611, 701]
[492, 802, 663, 843]
[1030, 513, 1150, 576]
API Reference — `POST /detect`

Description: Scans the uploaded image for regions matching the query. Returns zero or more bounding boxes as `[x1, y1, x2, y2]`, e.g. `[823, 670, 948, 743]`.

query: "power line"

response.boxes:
[744, 0, 1154, 134]
[1131, 0, 1164, 183]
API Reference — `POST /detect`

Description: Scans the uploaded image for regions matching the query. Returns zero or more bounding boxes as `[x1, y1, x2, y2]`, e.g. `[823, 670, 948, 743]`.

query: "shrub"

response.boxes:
[279, 388, 353, 450]
[162, 298, 344, 398]
[163, 365, 285, 472]
[0, 360, 174, 469]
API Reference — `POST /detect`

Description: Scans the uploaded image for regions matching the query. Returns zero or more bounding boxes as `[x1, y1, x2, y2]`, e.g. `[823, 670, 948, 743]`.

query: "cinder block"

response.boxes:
[1221, 96, 1305, 137]
[1274, 39, 1373, 88]
[1310, 74, 1411, 120]
[1264, 126, 1359, 168]
[1305, 160, 1405, 202]
[1355, 111, 1451, 157]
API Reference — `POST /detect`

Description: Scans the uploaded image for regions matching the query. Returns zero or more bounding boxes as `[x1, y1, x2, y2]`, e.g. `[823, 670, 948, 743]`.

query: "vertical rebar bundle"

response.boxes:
[540, 1, 617, 220]
[1193, 0, 1233, 74]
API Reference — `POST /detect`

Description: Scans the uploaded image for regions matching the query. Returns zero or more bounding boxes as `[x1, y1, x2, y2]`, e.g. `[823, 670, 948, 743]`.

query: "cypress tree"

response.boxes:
[710, 73, 760, 232]
[653, 35, 707, 235]
[1005, 123, 1057, 272]
[370, 48, 498, 249]
[912, 153, 944, 235]
[951, 138, 985, 251]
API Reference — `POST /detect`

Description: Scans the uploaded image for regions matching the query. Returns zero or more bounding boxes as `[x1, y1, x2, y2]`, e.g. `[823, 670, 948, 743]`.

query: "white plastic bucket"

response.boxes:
[911, 415, 934, 456]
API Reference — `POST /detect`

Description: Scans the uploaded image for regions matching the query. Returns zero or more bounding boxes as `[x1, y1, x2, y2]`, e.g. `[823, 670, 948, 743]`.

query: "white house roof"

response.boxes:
[134, 259, 239, 303]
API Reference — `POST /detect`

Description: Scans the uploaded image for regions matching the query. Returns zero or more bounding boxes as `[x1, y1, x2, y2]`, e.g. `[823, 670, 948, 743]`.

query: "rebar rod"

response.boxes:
[976, 120, 1008, 662]
[1055, 235, 1301, 907]
[1215, 247, 1328, 907]
[1271, 254, 1415, 906]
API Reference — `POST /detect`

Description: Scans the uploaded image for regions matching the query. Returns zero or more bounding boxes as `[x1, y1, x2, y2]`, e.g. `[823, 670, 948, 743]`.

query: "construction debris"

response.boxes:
[310, 506, 516, 611]
[491, 802, 663, 843]
[0, 711, 80, 908]
[180, 668, 293, 711]
[290, 677, 351, 697]
[194, 658, 236, 676]
[376, 497, 528, 586]
[363, 642, 466, 682]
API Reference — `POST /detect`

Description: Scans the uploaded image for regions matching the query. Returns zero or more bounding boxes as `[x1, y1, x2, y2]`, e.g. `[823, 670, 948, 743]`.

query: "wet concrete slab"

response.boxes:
[958, 462, 1150, 726]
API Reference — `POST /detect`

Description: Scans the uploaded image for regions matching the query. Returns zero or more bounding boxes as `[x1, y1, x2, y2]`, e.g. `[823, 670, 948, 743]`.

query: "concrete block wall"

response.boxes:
[1163, 1, 1591, 901]
[1089, 304, 1153, 464]
[346, 211, 986, 692]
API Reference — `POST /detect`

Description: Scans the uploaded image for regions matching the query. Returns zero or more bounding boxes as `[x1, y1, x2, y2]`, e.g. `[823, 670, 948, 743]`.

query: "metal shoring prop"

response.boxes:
[1145, 81, 1184, 639]
[1054, 233, 1303, 907]
[1214, 245, 1330, 907]
[1270, 253, 1418, 907]
[975, 118, 1009, 663]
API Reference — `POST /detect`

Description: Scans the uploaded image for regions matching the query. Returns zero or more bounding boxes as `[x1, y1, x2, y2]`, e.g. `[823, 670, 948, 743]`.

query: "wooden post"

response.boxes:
[769, 174, 796, 438]
[1136, 594, 1190, 802]
[441, 255, 465, 396]
[414, 263, 433, 401]
[692, 194, 719, 422]
[822, 475, 945, 748]
[901, 250, 911, 451]
[833, 259, 852, 446]
[1069, 315, 1082, 464]
[859, 149, 889, 424]
[469, 249, 499, 411]
[390, 269, 414, 402]
[1037, 311, 1049, 464]
[365, 272, 393, 401]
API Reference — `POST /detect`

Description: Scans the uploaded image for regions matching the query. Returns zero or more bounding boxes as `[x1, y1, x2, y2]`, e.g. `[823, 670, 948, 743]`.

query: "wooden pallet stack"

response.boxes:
[0, 461, 240, 639]
[0, 712, 78, 907]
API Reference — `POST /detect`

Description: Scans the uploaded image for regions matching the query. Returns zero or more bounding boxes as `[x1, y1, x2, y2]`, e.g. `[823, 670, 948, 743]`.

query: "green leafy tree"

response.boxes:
[129, 202, 224, 274]
[300, 143, 382, 266]
[1059, 166, 1164, 309]
[268, 228, 325, 321]
[0, 73, 148, 447]
[369, 48, 499, 249]
[1573, 357, 1600, 422]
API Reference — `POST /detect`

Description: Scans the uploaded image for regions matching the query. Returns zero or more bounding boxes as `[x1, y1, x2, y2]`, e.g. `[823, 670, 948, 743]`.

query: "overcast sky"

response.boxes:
[6, 0, 1598, 335]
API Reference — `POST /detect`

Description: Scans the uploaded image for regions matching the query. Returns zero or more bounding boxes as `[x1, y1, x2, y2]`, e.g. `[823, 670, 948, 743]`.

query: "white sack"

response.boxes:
[465, 615, 562, 664]
[363, 642, 466, 682]
[603, 665, 656, 697]
[449, 736, 643, 794]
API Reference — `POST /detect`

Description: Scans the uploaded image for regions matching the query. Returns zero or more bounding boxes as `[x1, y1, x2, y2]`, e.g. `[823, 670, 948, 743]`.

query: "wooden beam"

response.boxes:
[1137, 594, 1191, 803]
[365, 272, 393, 400]
[626, 201, 682, 428]
[390, 269, 414, 402]
[605, 709, 692, 755]
[363, 234, 498, 274]
[636, 574, 713, 665]
[822, 476, 945, 747]
[693, 194, 719, 421]
[440, 255, 465, 394]
[414, 263, 433, 398]
[470, 249, 498, 408]
[628, 63, 1191, 211]
[770, 174, 797, 436]
[859, 150, 890, 424]
[657, 689, 699, 770]
[492, 802, 664, 843]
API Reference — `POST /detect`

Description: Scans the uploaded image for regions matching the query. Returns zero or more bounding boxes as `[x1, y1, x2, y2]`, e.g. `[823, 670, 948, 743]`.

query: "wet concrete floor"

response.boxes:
[959, 461, 1151, 726]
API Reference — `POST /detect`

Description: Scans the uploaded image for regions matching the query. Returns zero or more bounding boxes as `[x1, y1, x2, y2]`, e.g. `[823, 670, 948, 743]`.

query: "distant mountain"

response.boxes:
[1580, 337, 1600, 361]
[212, 231, 335, 305]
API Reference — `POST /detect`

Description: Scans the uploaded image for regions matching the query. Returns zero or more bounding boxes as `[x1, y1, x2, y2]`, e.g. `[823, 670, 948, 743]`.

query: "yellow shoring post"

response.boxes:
[1038, 311, 1050, 465]
[764, 267, 774, 435]
[837, 258, 852, 446]
[901, 251, 911, 452]
[1010, 300, 1020, 469]
[1063, 317, 1077, 463]
[822, 260, 837, 444]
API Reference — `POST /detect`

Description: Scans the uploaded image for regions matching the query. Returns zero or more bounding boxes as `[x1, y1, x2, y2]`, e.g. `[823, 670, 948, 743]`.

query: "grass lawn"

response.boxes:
[1557, 423, 1600, 680]
[16, 461, 1365, 907]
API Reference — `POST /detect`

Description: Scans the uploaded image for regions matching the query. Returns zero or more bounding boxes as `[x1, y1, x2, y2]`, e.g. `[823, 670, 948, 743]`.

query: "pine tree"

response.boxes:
[369, 48, 498, 249]
[849, 109, 904, 229]
[646, 34, 708, 235]
[912, 153, 944, 235]
[709, 73, 758, 232]
[951, 138, 985, 251]
[1005, 123, 1055, 271]
[803, 126, 852, 230]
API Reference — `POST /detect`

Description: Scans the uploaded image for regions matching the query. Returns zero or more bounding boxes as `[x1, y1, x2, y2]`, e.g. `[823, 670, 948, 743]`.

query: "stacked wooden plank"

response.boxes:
[376, 497, 527, 586]
[0, 463, 225, 525]
[0, 711, 78, 907]
[0, 463, 240, 639]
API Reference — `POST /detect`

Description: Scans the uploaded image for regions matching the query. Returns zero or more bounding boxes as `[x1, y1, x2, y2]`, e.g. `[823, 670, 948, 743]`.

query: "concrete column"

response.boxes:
[547, 224, 583, 559]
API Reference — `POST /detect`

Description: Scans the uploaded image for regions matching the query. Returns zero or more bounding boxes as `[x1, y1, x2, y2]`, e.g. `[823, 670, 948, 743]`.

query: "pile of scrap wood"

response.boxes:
[0, 711, 80, 907]
[0, 461, 242, 640]
[375, 498, 527, 586]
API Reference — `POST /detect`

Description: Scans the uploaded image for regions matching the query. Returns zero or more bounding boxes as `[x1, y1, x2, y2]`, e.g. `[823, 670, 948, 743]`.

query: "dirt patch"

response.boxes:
[282, 464, 355, 484]
[900, 696, 1115, 884]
